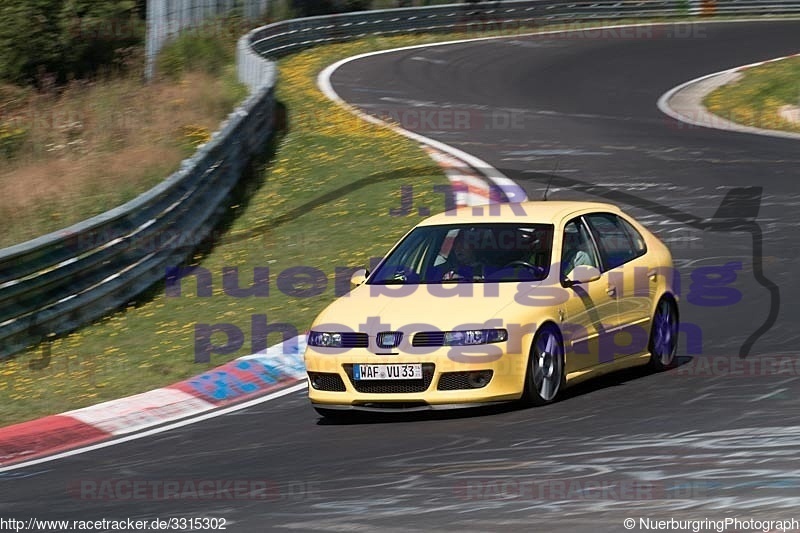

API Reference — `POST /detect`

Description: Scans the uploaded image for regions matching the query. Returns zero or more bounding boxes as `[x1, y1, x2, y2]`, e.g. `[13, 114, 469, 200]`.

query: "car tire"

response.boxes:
[648, 297, 679, 371]
[521, 324, 566, 406]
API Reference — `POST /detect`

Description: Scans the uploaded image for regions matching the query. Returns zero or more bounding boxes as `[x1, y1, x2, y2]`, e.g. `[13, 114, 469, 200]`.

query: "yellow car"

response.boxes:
[304, 201, 679, 417]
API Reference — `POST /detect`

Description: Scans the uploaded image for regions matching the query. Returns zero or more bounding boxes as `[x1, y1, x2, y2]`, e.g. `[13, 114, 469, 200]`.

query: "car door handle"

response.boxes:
[606, 286, 617, 297]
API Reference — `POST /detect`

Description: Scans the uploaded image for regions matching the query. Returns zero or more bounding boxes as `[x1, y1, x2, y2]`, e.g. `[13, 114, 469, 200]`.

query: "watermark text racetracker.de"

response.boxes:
[0, 516, 227, 531]
[456, 478, 800, 503]
[671, 355, 800, 378]
[455, 478, 711, 501]
[69, 478, 319, 501]
[623, 516, 799, 532]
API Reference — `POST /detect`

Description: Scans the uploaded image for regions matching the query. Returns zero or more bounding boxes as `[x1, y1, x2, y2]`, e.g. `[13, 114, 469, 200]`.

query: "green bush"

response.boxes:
[0, 0, 64, 85]
[59, 0, 144, 79]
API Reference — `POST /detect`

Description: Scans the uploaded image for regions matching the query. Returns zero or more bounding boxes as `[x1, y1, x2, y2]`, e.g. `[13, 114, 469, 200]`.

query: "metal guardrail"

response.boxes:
[2, 0, 799, 360]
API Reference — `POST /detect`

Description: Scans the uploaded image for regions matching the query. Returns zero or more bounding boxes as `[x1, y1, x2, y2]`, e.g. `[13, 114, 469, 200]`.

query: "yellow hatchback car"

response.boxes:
[305, 201, 679, 418]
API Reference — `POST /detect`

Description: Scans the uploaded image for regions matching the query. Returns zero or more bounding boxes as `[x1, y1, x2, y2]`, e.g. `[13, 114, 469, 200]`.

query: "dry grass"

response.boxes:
[0, 69, 246, 248]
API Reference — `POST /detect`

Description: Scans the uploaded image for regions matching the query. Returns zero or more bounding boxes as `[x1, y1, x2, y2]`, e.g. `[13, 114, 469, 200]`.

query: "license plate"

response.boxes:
[353, 364, 423, 380]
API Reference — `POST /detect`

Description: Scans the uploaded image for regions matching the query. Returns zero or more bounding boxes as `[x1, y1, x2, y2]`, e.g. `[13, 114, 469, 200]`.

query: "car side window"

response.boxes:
[619, 217, 647, 256]
[585, 213, 638, 270]
[561, 217, 600, 279]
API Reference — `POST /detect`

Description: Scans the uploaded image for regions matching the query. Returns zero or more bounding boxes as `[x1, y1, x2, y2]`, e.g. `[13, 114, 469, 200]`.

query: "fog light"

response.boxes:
[467, 370, 493, 388]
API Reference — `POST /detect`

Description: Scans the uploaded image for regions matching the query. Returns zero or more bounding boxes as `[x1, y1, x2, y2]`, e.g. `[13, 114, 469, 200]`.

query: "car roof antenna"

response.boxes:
[542, 177, 553, 201]
[542, 158, 561, 201]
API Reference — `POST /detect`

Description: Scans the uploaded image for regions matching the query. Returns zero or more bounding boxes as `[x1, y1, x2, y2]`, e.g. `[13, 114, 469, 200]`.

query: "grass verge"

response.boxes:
[704, 56, 800, 133]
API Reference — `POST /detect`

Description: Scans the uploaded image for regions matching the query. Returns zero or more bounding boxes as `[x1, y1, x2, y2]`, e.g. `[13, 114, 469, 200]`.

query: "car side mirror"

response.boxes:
[350, 268, 369, 287]
[567, 265, 601, 285]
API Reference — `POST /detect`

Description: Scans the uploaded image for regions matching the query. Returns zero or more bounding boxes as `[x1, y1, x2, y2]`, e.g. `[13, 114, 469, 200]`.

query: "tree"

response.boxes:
[0, 0, 142, 86]
[0, 0, 65, 85]
[59, 0, 141, 79]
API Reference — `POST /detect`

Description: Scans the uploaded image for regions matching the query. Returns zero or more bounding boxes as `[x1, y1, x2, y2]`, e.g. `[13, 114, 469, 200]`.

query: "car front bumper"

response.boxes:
[304, 345, 528, 407]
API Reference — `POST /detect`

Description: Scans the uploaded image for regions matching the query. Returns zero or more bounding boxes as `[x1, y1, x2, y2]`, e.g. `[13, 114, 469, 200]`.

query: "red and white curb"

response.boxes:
[422, 146, 497, 207]
[0, 337, 307, 470]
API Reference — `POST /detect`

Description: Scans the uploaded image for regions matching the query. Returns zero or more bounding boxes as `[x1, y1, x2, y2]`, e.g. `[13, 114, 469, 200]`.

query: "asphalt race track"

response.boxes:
[2, 20, 800, 532]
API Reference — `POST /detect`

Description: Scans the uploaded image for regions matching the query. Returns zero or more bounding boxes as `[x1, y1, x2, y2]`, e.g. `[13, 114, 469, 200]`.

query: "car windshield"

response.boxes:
[368, 223, 554, 284]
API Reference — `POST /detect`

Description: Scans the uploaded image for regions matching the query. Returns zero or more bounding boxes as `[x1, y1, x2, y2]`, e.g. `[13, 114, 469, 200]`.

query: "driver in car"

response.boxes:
[441, 229, 486, 281]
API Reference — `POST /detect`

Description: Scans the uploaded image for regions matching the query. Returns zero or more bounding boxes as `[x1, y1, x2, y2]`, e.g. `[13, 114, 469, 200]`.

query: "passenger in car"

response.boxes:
[562, 224, 596, 277]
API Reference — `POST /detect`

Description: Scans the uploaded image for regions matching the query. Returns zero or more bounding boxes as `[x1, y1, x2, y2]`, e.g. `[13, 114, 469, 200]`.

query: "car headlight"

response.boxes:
[307, 331, 343, 347]
[444, 329, 508, 346]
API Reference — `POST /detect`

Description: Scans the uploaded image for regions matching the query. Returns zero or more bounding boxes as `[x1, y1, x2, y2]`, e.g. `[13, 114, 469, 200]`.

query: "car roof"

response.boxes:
[416, 201, 623, 226]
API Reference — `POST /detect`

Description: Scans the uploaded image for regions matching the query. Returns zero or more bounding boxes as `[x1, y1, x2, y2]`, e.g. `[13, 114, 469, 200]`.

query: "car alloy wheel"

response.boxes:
[649, 298, 678, 370]
[523, 326, 565, 406]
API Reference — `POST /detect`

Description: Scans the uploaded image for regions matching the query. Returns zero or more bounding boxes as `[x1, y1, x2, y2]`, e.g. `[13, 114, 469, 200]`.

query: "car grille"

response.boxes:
[412, 332, 446, 347]
[308, 372, 346, 392]
[339, 332, 369, 348]
[437, 370, 493, 390]
[343, 363, 435, 393]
